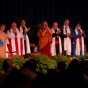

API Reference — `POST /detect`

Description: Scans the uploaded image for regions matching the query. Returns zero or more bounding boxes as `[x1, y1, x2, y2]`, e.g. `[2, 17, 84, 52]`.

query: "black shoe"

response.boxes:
[63, 51, 66, 56]
[67, 55, 71, 58]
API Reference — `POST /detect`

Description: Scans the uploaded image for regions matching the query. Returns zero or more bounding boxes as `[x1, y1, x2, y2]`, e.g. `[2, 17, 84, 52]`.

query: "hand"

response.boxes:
[42, 28, 47, 32]
[57, 30, 61, 34]
[47, 28, 50, 31]
[80, 32, 83, 35]
[24, 29, 27, 33]
[13, 29, 17, 34]
[67, 33, 70, 37]
[27, 27, 30, 31]
[82, 30, 84, 34]
[47, 28, 52, 34]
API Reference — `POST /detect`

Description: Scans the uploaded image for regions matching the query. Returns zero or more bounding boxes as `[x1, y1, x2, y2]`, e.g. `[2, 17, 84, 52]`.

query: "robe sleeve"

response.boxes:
[16, 29, 23, 38]
[73, 30, 81, 38]
[62, 34, 67, 38]
[82, 33, 86, 38]
[52, 33, 56, 37]
[37, 29, 42, 37]
[7, 30, 15, 39]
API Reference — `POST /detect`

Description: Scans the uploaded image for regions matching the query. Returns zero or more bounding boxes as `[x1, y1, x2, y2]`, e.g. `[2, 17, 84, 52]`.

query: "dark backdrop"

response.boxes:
[0, 0, 88, 44]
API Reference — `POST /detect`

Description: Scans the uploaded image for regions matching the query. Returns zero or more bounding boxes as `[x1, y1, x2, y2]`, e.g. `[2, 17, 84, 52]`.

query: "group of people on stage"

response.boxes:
[6, 19, 31, 58]
[37, 19, 86, 58]
[0, 18, 86, 58]
[0, 19, 31, 58]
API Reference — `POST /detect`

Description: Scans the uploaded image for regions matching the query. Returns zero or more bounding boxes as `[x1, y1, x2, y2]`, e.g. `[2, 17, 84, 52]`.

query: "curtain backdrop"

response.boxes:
[0, 0, 88, 44]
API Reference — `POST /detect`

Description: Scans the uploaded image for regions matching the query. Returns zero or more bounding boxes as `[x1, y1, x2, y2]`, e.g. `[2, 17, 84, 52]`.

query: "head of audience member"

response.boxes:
[41, 21, 48, 29]
[2, 59, 13, 73]
[0, 24, 6, 32]
[20, 59, 38, 80]
[57, 61, 66, 72]
[20, 19, 26, 27]
[11, 22, 17, 30]
[67, 59, 80, 72]
[80, 61, 88, 76]
[35, 72, 48, 88]
[3, 68, 20, 88]
[52, 22, 58, 29]
[64, 19, 69, 26]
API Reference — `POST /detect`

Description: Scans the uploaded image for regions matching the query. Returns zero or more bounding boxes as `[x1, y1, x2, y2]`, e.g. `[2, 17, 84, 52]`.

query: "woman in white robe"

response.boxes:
[20, 19, 31, 57]
[7, 22, 25, 58]
[72, 23, 86, 57]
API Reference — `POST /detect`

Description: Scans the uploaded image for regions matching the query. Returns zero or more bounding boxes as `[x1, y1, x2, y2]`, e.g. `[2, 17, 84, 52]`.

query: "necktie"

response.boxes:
[22, 26, 25, 30]
[54, 29, 57, 33]
[65, 26, 67, 34]
[78, 29, 80, 34]
[22, 26, 26, 34]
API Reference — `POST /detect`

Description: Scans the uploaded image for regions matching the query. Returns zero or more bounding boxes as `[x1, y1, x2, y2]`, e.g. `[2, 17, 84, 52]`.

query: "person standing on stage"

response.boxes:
[0, 24, 7, 58]
[37, 21, 52, 58]
[20, 19, 31, 57]
[51, 22, 62, 56]
[7, 22, 25, 58]
[61, 19, 72, 57]
[72, 23, 86, 57]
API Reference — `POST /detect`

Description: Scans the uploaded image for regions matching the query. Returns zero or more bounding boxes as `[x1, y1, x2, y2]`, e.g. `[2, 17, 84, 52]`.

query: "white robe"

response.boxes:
[63, 25, 71, 55]
[7, 28, 25, 58]
[51, 28, 62, 56]
[20, 26, 31, 54]
[75, 29, 85, 56]
[6, 39, 9, 58]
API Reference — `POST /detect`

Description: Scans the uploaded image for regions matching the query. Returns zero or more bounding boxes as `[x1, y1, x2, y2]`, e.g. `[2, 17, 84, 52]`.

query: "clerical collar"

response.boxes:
[64, 25, 68, 27]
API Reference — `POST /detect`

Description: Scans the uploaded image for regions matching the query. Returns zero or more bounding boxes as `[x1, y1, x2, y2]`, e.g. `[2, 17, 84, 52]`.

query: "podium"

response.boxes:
[0, 32, 6, 58]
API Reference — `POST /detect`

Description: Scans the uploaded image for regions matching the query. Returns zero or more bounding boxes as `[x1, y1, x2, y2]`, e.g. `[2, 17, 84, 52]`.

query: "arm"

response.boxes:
[83, 33, 86, 38]
[81, 30, 86, 38]
[47, 28, 52, 34]
[24, 27, 30, 33]
[27, 27, 30, 32]
[16, 29, 23, 38]
[63, 34, 67, 38]
[60, 27, 67, 38]
[37, 28, 47, 37]
[56, 28, 61, 36]
[41, 29, 47, 36]
[73, 30, 81, 38]
[7, 30, 15, 38]
[68, 28, 73, 38]
[61, 28, 67, 38]
[52, 33, 57, 37]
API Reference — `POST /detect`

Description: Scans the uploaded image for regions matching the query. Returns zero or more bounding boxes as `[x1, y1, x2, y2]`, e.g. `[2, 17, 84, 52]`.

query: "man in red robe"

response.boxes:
[37, 21, 52, 58]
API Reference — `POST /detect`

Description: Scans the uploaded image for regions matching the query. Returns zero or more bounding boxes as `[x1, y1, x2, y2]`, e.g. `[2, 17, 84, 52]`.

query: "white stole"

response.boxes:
[63, 26, 71, 52]
[7, 28, 25, 56]
[20, 26, 31, 54]
[75, 29, 84, 56]
[6, 39, 9, 58]
[51, 28, 62, 56]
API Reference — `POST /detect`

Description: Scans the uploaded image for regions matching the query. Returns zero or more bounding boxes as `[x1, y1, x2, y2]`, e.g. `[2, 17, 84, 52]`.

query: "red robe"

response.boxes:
[7, 28, 25, 58]
[37, 27, 52, 58]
